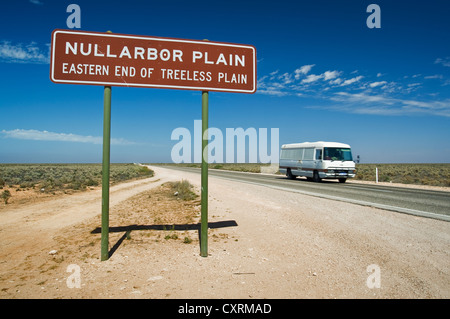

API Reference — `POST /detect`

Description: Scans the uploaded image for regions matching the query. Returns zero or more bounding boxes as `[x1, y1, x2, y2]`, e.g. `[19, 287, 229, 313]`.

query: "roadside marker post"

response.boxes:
[49, 29, 256, 260]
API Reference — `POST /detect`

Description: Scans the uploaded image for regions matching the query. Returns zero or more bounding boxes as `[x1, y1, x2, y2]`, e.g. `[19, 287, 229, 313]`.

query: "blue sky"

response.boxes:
[0, 0, 449, 163]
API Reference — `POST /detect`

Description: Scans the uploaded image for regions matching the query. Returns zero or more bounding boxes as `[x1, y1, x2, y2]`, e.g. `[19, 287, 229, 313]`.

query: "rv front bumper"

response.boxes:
[321, 169, 356, 179]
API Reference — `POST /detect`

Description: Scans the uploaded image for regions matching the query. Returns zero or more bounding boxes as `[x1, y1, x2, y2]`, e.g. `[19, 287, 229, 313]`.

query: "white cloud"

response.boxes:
[257, 88, 288, 96]
[269, 70, 279, 80]
[256, 64, 450, 117]
[424, 74, 443, 79]
[340, 75, 363, 86]
[294, 64, 315, 79]
[0, 129, 135, 145]
[330, 78, 343, 85]
[257, 75, 268, 84]
[302, 74, 322, 84]
[256, 77, 289, 96]
[435, 57, 450, 67]
[279, 72, 293, 84]
[323, 70, 341, 81]
[369, 81, 387, 88]
[0, 41, 49, 64]
[330, 92, 450, 117]
[332, 92, 393, 104]
[403, 82, 421, 94]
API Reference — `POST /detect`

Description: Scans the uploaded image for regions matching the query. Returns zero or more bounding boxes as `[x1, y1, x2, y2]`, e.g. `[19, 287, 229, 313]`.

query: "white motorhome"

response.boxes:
[279, 141, 356, 183]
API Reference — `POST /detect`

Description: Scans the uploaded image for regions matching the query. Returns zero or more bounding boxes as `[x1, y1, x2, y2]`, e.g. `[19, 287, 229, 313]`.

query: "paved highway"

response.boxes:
[161, 166, 450, 222]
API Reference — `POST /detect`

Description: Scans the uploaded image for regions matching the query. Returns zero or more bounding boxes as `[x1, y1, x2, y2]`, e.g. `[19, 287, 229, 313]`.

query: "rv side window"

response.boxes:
[303, 148, 314, 160]
[315, 149, 322, 160]
[281, 149, 303, 160]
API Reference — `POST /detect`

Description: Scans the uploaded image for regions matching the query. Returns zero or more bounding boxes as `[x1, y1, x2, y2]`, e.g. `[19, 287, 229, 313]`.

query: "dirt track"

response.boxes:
[0, 165, 449, 299]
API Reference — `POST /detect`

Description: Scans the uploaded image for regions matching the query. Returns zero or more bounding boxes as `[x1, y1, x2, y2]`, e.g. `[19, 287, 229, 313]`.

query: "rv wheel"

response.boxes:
[312, 171, 321, 182]
[287, 169, 296, 179]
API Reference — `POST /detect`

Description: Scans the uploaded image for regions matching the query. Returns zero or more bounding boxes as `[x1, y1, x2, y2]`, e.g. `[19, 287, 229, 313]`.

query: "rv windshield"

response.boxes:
[323, 148, 353, 161]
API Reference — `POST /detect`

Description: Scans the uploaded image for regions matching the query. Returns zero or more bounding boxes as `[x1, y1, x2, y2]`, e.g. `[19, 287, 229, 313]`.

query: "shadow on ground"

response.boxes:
[91, 220, 238, 258]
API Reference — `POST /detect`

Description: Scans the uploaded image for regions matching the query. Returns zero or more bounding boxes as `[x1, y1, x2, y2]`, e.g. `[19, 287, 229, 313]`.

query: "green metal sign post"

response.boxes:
[200, 91, 209, 257]
[101, 85, 112, 261]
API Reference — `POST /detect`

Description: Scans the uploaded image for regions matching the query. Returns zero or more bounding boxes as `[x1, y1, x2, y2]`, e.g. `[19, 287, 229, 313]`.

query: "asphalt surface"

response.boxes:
[160, 166, 450, 222]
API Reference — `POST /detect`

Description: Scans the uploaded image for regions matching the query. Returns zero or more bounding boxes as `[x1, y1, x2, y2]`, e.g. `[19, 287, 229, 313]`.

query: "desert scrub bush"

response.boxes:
[170, 179, 198, 200]
[109, 164, 153, 183]
[1, 190, 11, 204]
[354, 163, 450, 187]
[20, 181, 36, 188]
[137, 165, 153, 176]
[0, 163, 154, 192]
[208, 163, 263, 173]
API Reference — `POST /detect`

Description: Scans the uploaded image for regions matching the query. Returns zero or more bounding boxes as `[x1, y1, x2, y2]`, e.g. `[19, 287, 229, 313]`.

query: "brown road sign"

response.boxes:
[50, 29, 256, 93]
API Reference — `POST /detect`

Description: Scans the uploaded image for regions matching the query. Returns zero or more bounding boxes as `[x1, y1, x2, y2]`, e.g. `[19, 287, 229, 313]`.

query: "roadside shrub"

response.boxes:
[171, 180, 197, 201]
[0, 163, 154, 193]
[137, 166, 153, 176]
[68, 180, 83, 190]
[85, 178, 99, 187]
[354, 163, 450, 186]
[20, 181, 35, 188]
[1, 190, 11, 204]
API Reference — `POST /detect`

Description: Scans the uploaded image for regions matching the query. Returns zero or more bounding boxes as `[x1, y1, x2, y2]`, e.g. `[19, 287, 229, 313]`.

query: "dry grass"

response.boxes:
[168, 179, 198, 201]
[0, 163, 154, 194]
[354, 163, 450, 187]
